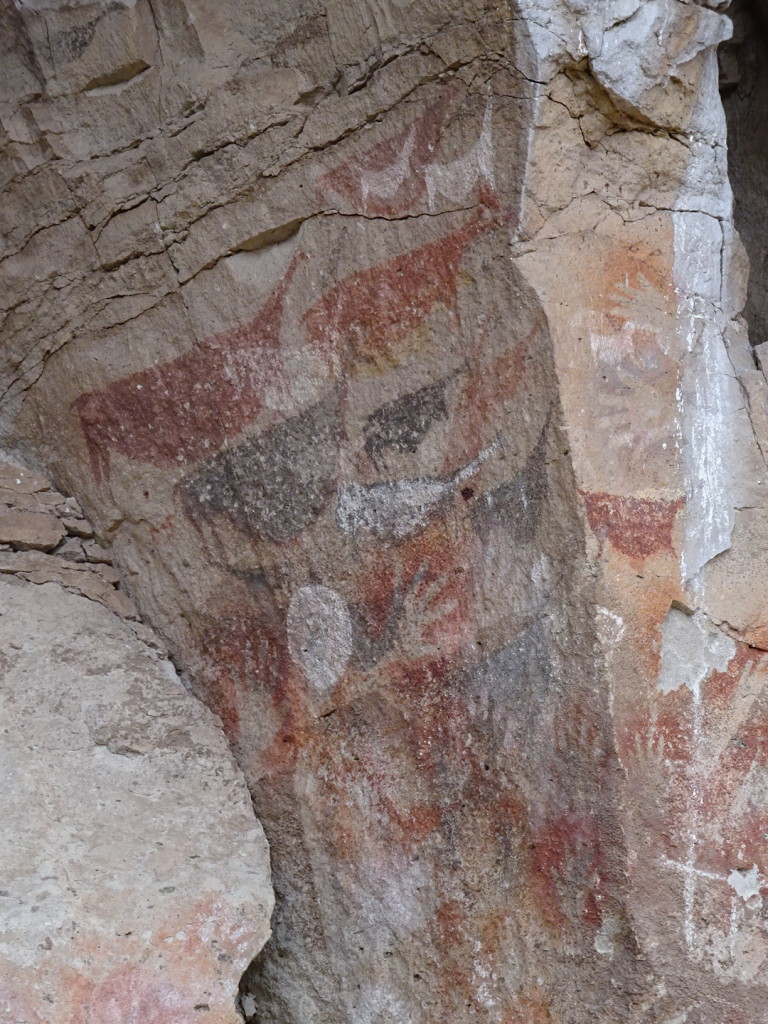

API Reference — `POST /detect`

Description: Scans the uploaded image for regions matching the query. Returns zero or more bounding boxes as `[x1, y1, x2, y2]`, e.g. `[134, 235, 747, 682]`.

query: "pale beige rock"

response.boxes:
[61, 514, 94, 538]
[55, 535, 87, 561]
[0, 461, 50, 493]
[0, 576, 272, 1024]
[0, 485, 64, 511]
[82, 538, 111, 563]
[0, 548, 137, 619]
[0, 508, 66, 550]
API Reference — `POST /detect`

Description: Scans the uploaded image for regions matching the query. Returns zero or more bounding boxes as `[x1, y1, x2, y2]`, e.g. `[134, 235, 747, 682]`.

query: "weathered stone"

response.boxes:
[589, 0, 732, 126]
[3, 1, 768, 1022]
[62, 514, 94, 538]
[0, 461, 50, 494]
[0, 548, 138, 621]
[0, 485, 64, 512]
[0, 575, 272, 1023]
[54, 535, 87, 561]
[82, 538, 112, 563]
[0, 508, 66, 551]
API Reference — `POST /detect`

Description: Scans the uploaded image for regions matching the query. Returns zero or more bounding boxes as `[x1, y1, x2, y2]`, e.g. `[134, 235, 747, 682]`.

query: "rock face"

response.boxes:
[3, 1, 768, 1022]
[0, 459, 139, 618]
[0, 456, 272, 1023]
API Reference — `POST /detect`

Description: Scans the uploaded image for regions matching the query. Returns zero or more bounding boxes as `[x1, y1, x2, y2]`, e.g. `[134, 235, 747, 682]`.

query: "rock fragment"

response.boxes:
[0, 576, 273, 1023]
[0, 508, 66, 551]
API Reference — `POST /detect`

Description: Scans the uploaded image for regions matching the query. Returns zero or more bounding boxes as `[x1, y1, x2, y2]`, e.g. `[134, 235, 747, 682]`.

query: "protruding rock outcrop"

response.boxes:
[0, 455, 272, 1023]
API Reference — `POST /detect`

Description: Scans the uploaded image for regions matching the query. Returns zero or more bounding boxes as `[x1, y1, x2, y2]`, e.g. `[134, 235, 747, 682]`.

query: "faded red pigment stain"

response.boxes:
[302, 207, 497, 373]
[61, 965, 197, 1024]
[701, 642, 755, 713]
[654, 696, 697, 763]
[429, 904, 533, 1019]
[84, 968, 193, 1024]
[593, 240, 676, 328]
[316, 705, 448, 861]
[508, 990, 555, 1024]
[315, 89, 456, 217]
[639, 642, 768, 882]
[696, 649, 768, 872]
[618, 681, 695, 768]
[195, 601, 290, 749]
[447, 329, 531, 468]
[530, 812, 607, 929]
[0, 985, 42, 1024]
[581, 491, 684, 560]
[430, 900, 502, 1015]
[148, 512, 176, 541]
[74, 251, 304, 482]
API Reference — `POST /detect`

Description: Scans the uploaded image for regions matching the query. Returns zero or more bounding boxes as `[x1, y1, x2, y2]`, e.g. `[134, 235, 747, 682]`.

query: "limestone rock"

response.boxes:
[0, 455, 274, 1018]
[55, 534, 87, 561]
[0, 576, 272, 1024]
[0, 455, 140, 620]
[61, 515, 94, 538]
[0, 508, 66, 550]
[3, 1, 768, 1023]
[589, 0, 732, 125]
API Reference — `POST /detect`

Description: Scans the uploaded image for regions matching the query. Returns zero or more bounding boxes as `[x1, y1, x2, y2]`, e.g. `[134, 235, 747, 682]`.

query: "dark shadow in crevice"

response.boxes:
[238, 928, 315, 1024]
[237, 944, 269, 1022]
[721, 0, 768, 345]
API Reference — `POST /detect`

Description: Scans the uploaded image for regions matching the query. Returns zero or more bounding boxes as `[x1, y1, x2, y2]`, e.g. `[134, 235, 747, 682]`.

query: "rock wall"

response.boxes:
[0, 455, 272, 1022]
[3, 1, 768, 1021]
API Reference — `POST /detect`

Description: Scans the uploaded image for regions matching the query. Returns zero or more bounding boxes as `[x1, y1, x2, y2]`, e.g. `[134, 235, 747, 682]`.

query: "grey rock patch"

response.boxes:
[658, 606, 736, 698]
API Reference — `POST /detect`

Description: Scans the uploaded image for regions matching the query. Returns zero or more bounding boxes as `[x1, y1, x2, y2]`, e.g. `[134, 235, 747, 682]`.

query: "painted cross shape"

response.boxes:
[661, 856, 764, 951]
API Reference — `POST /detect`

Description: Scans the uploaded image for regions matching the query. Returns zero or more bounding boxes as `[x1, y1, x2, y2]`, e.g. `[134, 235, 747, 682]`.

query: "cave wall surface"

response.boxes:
[3, 1, 768, 1022]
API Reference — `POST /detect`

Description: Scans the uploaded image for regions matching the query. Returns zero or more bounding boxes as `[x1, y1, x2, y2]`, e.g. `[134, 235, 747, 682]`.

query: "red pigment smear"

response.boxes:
[85, 967, 188, 1024]
[315, 89, 456, 217]
[581, 491, 684, 561]
[700, 698, 768, 833]
[701, 642, 755, 713]
[196, 602, 290, 747]
[74, 252, 305, 482]
[302, 208, 496, 372]
[654, 697, 696, 764]
[448, 330, 532, 469]
[640, 643, 768, 877]
[530, 811, 605, 929]
[355, 519, 478, 663]
[320, 719, 447, 861]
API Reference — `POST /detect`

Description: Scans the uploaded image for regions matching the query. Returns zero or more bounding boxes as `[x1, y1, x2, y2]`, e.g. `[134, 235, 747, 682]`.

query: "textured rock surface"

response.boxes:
[0, 456, 272, 1022]
[3, 0, 768, 1022]
[0, 458, 139, 617]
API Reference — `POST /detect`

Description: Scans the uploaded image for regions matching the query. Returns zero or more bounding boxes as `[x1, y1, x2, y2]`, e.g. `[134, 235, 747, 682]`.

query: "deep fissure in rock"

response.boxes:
[721, 0, 768, 345]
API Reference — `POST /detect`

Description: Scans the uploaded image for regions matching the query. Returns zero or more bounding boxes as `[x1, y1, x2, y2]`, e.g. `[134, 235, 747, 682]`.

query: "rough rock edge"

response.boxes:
[0, 451, 143, 622]
[0, 450, 274, 1020]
